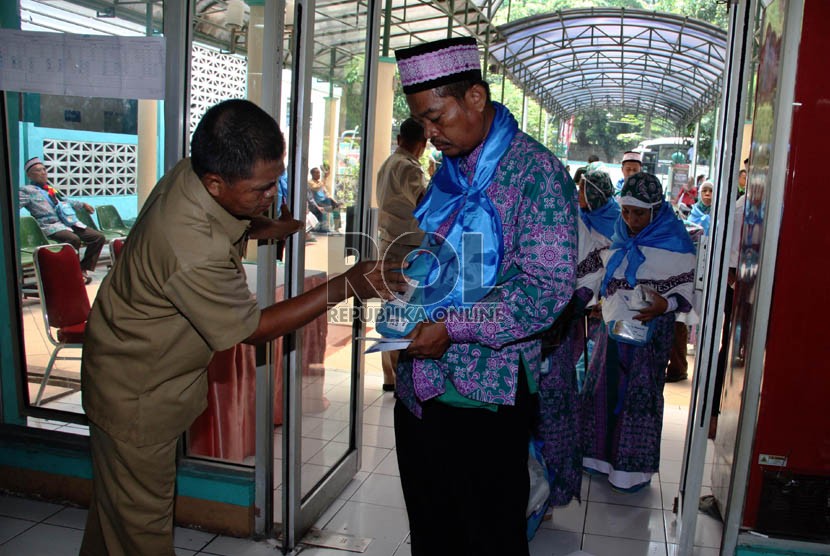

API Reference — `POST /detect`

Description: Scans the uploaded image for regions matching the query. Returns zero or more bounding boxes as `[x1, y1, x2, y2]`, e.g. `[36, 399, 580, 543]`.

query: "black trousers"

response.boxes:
[50, 225, 106, 272]
[394, 371, 536, 556]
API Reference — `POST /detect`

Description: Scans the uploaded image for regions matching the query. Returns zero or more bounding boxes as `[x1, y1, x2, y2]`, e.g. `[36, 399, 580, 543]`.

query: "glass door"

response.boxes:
[5, 0, 165, 425]
[279, 0, 382, 548]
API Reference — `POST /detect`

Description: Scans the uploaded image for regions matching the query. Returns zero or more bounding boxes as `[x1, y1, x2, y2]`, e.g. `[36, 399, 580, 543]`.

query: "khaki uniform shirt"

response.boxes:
[82, 159, 261, 446]
[376, 147, 428, 248]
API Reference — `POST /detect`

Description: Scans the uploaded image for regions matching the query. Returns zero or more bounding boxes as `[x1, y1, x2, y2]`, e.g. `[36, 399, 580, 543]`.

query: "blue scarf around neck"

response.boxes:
[580, 198, 620, 241]
[413, 101, 517, 313]
[600, 201, 695, 296]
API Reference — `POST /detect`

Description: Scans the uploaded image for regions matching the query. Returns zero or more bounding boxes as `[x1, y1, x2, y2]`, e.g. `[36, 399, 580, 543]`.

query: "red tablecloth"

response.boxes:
[188, 272, 328, 462]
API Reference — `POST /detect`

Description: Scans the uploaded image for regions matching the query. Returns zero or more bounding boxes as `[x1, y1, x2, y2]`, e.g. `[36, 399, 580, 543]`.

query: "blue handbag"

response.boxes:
[56, 201, 81, 227]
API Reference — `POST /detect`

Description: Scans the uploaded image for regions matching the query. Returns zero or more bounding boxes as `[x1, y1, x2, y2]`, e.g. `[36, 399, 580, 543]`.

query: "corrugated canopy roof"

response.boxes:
[489, 8, 727, 126]
[21, 1, 727, 126]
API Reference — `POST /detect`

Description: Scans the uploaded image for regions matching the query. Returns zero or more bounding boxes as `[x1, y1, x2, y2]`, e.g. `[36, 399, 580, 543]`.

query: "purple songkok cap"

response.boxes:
[395, 37, 482, 95]
[24, 156, 44, 173]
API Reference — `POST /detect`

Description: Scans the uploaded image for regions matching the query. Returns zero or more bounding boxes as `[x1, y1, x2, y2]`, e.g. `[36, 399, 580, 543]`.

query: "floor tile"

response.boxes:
[360, 423, 396, 449]
[359, 446, 391, 473]
[44, 507, 87, 530]
[0, 523, 83, 555]
[349, 473, 406, 508]
[664, 511, 722, 549]
[0, 495, 63, 521]
[295, 547, 354, 555]
[667, 544, 720, 556]
[539, 499, 586, 533]
[306, 441, 349, 468]
[661, 483, 679, 512]
[337, 471, 369, 501]
[200, 535, 281, 555]
[529, 528, 582, 555]
[588, 478, 663, 509]
[321, 500, 409, 556]
[659, 460, 682, 484]
[660, 439, 685, 462]
[584, 502, 665, 542]
[582, 533, 668, 556]
[0, 515, 36, 545]
[312, 498, 347, 530]
[373, 450, 400, 477]
[173, 525, 216, 550]
[361, 405, 394, 426]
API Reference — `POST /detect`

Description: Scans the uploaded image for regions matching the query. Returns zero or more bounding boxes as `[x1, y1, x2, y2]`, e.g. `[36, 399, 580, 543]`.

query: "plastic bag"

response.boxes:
[305, 211, 319, 232]
[625, 284, 657, 311]
[526, 438, 551, 541]
[608, 319, 653, 346]
[375, 248, 433, 338]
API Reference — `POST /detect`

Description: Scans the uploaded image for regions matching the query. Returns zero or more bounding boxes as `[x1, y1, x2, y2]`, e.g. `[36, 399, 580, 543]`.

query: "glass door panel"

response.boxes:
[279, 0, 379, 545]
[297, 0, 369, 501]
[10, 0, 164, 426]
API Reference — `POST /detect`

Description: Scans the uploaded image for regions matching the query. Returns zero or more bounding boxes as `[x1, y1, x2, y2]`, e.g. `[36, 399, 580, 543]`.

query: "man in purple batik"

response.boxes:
[392, 37, 577, 556]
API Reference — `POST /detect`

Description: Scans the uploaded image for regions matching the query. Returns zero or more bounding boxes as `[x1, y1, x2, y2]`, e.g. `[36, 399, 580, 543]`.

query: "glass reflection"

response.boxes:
[16, 1, 163, 422]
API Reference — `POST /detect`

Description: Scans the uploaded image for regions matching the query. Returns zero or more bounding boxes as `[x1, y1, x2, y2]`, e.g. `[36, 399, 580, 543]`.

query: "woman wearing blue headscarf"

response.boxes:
[536, 165, 619, 509]
[687, 181, 714, 235]
[580, 172, 696, 493]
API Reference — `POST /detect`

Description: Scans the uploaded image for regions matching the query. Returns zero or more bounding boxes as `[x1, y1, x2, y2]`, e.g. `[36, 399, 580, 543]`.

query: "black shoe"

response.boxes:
[699, 495, 723, 521]
[82, 271, 93, 285]
[382, 383, 395, 392]
[665, 373, 688, 383]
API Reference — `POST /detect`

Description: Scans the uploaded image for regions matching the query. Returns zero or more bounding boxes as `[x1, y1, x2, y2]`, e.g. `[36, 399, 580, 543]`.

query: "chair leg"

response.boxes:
[34, 346, 61, 406]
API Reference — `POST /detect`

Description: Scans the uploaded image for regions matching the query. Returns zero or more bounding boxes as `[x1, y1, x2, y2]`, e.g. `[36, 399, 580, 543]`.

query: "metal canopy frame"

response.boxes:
[20, 1, 727, 127]
[310, 0, 498, 77]
[490, 8, 727, 126]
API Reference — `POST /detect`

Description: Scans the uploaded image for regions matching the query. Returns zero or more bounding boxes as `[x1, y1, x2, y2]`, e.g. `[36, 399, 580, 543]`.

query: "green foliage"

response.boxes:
[686, 108, 716, 165]
[493, 0, 726, 28]
[392, 73, 411, 126]
[341, 55, 366, 132]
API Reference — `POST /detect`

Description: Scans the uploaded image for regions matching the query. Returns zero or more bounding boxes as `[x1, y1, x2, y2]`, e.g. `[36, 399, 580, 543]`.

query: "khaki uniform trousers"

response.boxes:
[80, 423, 179, 556]
[379, 239, 421, 387]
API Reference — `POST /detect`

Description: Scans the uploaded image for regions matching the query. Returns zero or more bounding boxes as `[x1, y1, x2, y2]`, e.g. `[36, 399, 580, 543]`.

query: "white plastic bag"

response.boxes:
[305, 211, 319, 232]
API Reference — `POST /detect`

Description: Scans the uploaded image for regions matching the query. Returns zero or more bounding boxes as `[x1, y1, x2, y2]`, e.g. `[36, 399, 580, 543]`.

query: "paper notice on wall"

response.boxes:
[0, 29, 164, 100]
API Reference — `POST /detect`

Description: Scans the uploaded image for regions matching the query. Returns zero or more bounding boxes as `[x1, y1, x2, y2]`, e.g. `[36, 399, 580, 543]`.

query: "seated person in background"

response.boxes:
[19, 156, 105, 284]
[308, 167, 340, 210]
[615, 151, 642, 195]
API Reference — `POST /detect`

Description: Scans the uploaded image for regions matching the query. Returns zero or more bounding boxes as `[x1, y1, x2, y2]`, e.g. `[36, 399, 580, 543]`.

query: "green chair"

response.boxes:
[75, 206, 122, 241]
[96, 205, 131, 236]
[19, 216, 53, 296]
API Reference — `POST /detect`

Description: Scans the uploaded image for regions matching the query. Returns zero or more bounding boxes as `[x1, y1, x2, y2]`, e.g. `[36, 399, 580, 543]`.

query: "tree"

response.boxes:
[493, 0, 726, 28]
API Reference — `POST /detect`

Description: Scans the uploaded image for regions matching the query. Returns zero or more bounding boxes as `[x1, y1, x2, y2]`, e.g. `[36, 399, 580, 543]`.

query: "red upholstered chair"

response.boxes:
[110, 237, 126, 264]
[32, 244, 90, 405]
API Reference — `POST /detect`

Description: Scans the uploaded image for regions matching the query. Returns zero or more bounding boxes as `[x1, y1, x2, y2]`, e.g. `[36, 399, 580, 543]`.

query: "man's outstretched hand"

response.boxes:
[249, 204, 304, 240]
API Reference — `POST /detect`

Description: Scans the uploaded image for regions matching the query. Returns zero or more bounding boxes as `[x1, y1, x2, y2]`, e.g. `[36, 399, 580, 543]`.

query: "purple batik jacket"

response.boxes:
[397, 130, 577, 417]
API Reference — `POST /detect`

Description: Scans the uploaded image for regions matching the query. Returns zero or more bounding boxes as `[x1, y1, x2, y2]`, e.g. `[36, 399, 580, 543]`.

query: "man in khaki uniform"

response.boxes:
[80, 99, 405, 556]
[376, 117, 428, 391]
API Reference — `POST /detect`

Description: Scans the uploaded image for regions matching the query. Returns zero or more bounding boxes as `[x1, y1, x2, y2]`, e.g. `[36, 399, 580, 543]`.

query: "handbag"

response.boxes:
[55, 201, 81, 227]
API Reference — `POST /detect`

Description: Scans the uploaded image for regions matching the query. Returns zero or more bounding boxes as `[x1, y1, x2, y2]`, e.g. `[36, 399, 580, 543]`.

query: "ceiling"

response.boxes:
[489, 8, 728, 126]
[18, 1, 727, 126]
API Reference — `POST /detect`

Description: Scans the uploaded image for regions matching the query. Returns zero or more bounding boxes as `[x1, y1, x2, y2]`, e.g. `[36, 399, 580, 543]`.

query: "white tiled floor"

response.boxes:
[4, 377, 722, 556]
[10, 239, 722, 555]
